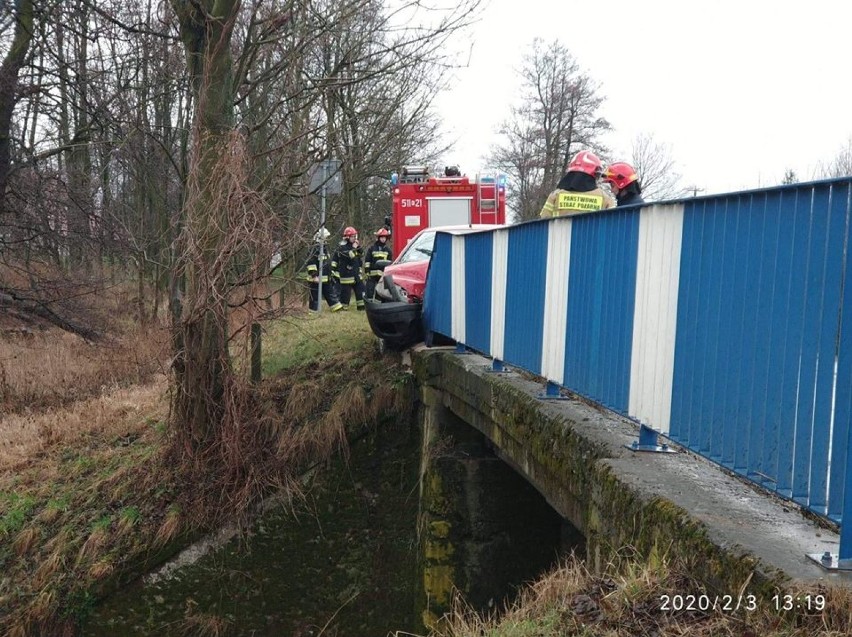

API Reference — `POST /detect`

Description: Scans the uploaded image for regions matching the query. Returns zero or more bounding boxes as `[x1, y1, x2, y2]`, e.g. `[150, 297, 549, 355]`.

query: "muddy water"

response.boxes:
[82, 420, 422, 636]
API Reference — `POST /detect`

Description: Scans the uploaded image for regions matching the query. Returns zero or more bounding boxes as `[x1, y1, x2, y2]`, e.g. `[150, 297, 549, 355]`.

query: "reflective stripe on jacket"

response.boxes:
[539, 186, 614, 218]
[332, 240, 363, 284]
[305, 244, 334, 281]
[364, 242, 393, 278]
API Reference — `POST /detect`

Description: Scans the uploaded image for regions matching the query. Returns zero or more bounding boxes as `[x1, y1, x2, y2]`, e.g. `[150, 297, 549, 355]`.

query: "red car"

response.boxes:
[365, 224, 503, 349]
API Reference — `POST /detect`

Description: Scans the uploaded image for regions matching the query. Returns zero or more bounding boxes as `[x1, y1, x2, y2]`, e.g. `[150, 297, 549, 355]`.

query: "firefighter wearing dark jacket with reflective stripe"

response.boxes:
[364, 228, 393, 298]
[305, 228, 343, 312]
[332, 226, 365, 310]
[602, 162, 645, 207]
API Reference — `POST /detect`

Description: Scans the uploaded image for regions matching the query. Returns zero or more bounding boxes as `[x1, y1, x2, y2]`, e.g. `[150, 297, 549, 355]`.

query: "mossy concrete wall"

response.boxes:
[418, 388, 565, 629]
[413, 347, 847, 613]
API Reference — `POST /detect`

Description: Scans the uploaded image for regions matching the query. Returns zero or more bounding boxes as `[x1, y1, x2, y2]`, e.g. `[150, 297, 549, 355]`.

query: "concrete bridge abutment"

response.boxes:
[418, 385, 567, 627]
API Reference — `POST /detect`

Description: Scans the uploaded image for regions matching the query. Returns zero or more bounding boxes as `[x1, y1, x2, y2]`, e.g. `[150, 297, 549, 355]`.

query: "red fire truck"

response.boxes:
[389, 165, 507, 252]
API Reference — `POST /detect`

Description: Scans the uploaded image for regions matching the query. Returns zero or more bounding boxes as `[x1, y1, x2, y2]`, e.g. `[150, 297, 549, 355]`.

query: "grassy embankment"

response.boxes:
[0, 295, 409, 636]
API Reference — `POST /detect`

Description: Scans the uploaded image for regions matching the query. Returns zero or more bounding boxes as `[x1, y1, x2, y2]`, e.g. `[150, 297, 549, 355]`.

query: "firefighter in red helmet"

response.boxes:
[332, 226, 366, 310]
[364, 227, 393, 298]
[539, 150, 614, 218]
[602, 162, 644, 207]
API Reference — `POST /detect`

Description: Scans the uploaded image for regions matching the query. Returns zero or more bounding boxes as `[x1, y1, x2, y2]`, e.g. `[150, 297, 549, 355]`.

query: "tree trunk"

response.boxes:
[170, 0, 240, 448]
[68, 0, 93, 271]
[0, 0, 34, 213]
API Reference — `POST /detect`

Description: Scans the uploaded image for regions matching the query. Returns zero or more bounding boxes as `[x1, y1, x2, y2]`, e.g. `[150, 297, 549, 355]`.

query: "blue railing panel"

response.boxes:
[763, 189, 795, 486]
[826, 182, 852, 521]
[697, 197, 726, 459]
[840, 234, 852, 550]
[503, 223, 548, 373]
[737, 192, 769, 475]
[775, 188, 810, 497]
[746, 191, 780, 485]
[808, 183, 848, 513]
[792, 188, 825, 502]
[718, 195, 749, 469]
[464, 232, 494, 354]
[670, 201, 702, 448]
[672, 197, 726, 453]
[829, 183, 852, 522]
[563, 211, 638, 412]
[422, 232, 454, 338]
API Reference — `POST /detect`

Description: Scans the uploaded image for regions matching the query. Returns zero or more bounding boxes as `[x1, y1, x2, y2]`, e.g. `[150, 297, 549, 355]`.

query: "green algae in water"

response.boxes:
[83, 422, 422, 636]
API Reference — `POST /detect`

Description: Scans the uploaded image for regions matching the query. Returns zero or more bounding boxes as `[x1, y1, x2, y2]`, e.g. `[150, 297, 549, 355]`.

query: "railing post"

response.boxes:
[809, 434, 852, 570]
[626, 423, 676, 454]
[537, 381, 568, 401]
[485, 358, 509, 373]
[841, 461, 852, 568]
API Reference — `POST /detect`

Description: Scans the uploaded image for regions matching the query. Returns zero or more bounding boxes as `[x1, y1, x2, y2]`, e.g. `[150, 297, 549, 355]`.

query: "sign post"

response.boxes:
[308, 160, 342, 312]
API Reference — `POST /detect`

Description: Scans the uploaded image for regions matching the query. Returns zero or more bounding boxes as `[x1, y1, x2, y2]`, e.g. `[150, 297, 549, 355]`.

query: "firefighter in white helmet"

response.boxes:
[539, 150, 614, 218]
[305, 228, 343, 312]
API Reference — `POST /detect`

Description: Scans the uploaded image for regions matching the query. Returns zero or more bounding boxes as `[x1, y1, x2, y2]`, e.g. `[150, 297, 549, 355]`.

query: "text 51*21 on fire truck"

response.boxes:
[365, 165, 508, 351]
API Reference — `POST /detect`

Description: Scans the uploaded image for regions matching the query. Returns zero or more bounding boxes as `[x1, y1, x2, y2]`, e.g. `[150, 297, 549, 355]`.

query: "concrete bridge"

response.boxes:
[413, 341, 847, 626]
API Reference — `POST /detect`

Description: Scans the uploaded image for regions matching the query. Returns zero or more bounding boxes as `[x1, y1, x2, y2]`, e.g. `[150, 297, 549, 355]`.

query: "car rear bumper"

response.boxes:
[364, 299, 423, 350]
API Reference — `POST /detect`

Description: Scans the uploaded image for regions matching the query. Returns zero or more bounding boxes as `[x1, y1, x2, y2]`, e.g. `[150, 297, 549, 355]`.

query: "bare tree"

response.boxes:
[817, 137, 852, 178]
[490, 107, 545, 222]
[165, 0, 482, 458]
[488, 38, 610, 222]
[629, 132, 685, 202]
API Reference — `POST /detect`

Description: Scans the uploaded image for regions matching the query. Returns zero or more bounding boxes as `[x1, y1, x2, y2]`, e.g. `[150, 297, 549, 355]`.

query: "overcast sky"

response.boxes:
[433, 0, 852, 196]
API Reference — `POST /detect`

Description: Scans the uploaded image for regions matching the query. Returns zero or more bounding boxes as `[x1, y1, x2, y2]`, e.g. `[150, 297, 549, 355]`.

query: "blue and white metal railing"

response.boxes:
[422, 177, 852, 569]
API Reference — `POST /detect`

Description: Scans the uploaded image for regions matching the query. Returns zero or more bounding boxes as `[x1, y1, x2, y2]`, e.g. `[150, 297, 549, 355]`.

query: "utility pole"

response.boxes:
[685, 185, 704, 197]
[308, 159, 342, 312]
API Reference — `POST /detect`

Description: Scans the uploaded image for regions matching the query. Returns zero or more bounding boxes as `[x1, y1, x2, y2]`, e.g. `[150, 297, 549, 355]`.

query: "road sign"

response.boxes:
[308, 159, 343, 195]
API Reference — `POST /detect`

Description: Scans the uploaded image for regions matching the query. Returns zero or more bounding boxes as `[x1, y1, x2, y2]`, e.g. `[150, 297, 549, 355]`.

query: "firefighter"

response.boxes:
[305, 228, 343, 312]
[602, 162, 645, 207]
[539, 150, 615, 218]
[332, 226, 365, 310]
[364, 227, 393, 298]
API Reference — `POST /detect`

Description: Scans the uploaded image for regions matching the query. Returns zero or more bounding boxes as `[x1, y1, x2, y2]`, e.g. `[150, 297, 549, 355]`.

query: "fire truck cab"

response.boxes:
[389, 165, 507, 253]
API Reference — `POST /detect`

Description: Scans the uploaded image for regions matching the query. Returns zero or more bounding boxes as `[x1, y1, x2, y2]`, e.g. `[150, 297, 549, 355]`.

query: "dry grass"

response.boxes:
[11, 525, 40, 556]
[32, 548, 66, 588]
[0, 376, 168, 471]
[88, 559, 115, 581]
[439, 553, 852, 637]
[76, 525, 110, 565]
[0, 325, 167, 414]
[155, 505, 183, 548]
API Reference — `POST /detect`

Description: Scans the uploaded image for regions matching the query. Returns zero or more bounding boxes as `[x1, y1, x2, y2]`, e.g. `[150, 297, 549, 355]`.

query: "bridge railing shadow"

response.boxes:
[422, 176, 852, 569]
